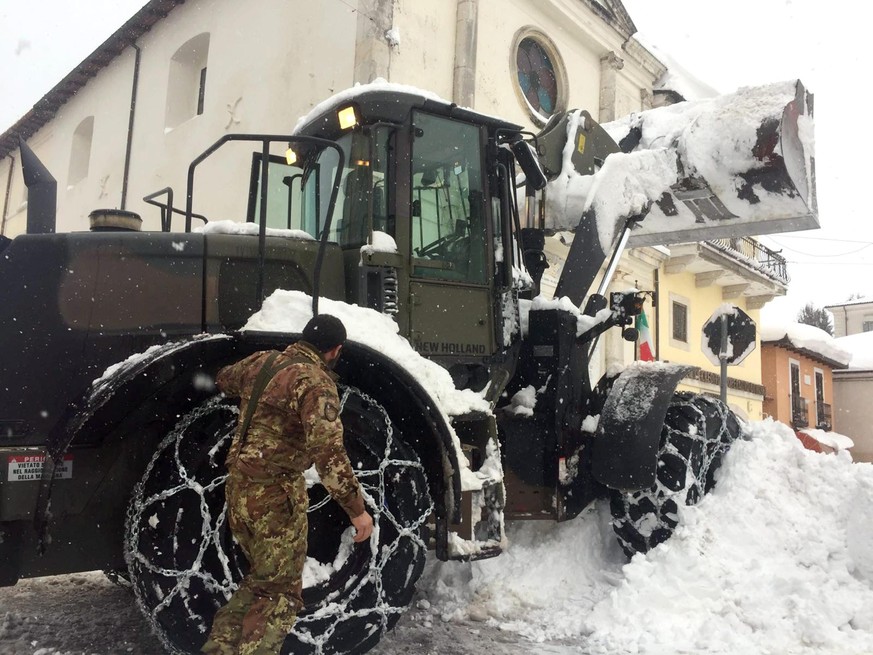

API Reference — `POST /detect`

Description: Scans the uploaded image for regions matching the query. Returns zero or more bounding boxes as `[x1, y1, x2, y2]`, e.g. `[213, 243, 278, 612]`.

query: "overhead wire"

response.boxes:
[785, 261, 873, 266]
[768, 237, 873, 258]
[773, 235, 873, 244]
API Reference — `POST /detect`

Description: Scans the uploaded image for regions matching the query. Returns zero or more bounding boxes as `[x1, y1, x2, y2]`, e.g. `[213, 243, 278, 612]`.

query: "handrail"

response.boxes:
[183, 134, 345, 316]
[815, 400, 833, 430]
[142, 187, 207, 232]
[791, 394, 809, 428]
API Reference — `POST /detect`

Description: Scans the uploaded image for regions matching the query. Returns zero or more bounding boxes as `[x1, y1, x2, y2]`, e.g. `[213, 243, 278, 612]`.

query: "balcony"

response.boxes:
[816, 401, 833, 431]
[664, 238, 789, 310]
[791, 395, 809, 429]
[706, 237, 789, 285]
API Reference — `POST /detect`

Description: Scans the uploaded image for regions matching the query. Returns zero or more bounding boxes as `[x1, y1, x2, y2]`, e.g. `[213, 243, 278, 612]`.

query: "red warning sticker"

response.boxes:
[7, 454, 73, 481]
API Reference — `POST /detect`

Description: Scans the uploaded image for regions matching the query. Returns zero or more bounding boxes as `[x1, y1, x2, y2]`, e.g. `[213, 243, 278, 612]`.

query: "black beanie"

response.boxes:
[302, 314, 347, 352]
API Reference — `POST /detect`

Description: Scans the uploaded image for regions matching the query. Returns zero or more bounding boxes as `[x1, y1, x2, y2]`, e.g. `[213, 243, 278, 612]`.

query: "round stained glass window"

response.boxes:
[516, 37, 558, 117]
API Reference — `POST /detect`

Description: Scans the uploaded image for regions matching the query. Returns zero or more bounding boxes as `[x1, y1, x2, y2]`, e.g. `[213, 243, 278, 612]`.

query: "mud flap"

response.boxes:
[591, 363, 696, 491]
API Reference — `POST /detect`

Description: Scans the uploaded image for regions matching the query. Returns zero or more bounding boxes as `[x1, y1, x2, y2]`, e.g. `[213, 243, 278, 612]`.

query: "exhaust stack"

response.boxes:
[18, 138, 56, 235]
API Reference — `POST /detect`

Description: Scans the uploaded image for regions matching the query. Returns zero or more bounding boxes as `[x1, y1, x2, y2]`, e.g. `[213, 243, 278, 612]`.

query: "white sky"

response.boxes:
[622, 0, 873, 323]
[2, 0, 870, 322]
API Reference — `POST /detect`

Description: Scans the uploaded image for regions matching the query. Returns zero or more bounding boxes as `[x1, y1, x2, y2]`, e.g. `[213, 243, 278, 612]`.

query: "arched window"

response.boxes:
[68, 116, 94, 186]
[165, 33, 210, 129]
[511, 29, 567, 125]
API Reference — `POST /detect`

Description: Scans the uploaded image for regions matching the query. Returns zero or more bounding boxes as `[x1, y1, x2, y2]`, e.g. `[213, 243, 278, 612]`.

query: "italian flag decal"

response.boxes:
[636, 310, 655, 361]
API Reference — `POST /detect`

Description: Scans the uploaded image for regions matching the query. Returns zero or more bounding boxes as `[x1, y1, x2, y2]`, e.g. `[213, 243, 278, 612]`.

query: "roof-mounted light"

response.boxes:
[338, 105, 359, 130]
[285, 147, 297, 166]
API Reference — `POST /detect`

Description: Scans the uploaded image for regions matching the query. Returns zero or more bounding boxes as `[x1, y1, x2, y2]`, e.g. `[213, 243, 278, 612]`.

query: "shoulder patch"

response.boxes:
[324, 402, 339, 422]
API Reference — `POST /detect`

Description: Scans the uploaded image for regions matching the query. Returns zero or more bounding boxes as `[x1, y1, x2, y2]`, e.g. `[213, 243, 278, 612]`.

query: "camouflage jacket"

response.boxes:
[217, 341, 365, 519]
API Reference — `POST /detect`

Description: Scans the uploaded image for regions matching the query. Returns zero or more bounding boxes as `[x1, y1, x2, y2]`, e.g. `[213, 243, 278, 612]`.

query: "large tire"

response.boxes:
[609, 392, 741, 557]
[125, 385, 432, 655]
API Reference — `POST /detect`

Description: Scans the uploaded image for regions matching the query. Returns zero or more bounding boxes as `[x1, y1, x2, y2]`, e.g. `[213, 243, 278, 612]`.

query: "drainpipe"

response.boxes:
[121, 43, 142, 210]
[1, 155, 13, 235]
[453, 0, 478, 107]
[654, 268, 660, 359]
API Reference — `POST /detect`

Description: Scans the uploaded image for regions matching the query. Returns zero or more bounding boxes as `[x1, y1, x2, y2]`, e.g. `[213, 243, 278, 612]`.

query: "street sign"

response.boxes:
[701, 305, 757, 367]
[702, 305, 756, 404]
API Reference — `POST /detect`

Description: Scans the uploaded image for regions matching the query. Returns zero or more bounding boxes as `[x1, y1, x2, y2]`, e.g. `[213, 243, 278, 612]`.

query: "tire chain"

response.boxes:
[125, 385, 433, 654]
[611, 393, 740, 556]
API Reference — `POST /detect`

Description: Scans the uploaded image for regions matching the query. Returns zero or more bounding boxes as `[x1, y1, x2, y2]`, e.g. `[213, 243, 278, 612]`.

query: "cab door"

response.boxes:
[404, 112, 495, 363]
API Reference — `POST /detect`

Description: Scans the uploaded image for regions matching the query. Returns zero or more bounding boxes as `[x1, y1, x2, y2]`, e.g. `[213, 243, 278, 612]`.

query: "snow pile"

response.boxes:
[762, 321, 852, 366]
[520, 294, 613, 337]
[424, 501, 625, 641]
[545, 133, 679, 253]
[195, 219, 313, 240]
[835, 331, 873, 369]
[505, 385, 537, 417]
[426, 419, 873, 654]
[359, 230, 398, 256]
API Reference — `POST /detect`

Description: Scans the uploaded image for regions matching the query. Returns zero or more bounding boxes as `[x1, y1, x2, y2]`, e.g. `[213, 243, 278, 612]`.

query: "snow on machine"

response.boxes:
[0, 80, 816, 653]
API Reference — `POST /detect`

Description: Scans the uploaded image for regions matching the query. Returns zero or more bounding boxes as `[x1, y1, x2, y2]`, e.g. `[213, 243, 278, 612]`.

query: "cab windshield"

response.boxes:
[250, 130, 390, 246]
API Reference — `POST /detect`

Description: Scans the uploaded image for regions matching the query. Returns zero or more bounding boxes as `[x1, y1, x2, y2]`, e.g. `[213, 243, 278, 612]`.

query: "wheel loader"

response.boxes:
[0, 80, 816, 653]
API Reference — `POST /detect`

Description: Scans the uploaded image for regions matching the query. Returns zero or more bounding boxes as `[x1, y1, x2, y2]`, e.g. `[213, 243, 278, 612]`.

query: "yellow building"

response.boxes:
[652, 238, 789, 421]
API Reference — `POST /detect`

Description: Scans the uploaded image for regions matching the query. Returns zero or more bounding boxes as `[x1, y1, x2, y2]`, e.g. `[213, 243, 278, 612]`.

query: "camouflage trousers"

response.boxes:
[202, 470, 308, 655]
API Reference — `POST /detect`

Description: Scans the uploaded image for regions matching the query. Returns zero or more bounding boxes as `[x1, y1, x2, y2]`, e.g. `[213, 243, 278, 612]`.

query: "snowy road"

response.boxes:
[0, 572, 582, 654]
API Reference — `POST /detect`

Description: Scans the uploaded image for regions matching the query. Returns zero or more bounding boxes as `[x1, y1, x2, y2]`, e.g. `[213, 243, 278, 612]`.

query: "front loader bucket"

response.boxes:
[591, 362, 695, 491]
[544, 80, 818, 251]
[620, 80, 817, 247]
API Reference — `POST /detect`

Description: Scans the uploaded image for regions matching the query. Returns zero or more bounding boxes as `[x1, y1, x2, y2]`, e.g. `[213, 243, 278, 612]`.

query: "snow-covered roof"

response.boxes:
[761, 321, 851, 367]
[825, 296, 873, 309]
[834, 331, 873, 370]
[292, 79, 519, 138]
[633, 33, 720, 101]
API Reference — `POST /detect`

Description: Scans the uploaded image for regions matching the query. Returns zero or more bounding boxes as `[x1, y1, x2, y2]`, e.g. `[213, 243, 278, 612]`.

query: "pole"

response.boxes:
[719, 314, 728, 403]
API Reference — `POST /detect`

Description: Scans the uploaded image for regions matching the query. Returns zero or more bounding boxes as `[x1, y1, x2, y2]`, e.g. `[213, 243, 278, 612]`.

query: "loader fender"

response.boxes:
[35, 332, 460, 552]
[34, 333, 246, 547]
[44, 334, 239, 459]
[591, 362, 696, 491]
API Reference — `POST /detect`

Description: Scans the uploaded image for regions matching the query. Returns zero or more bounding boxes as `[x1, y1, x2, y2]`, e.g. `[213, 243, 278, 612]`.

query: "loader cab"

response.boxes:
[281, 88, 535, 392]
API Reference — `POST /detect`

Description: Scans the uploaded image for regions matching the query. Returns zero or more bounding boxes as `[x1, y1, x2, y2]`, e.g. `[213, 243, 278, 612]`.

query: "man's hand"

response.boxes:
[351, 511, 374, 543]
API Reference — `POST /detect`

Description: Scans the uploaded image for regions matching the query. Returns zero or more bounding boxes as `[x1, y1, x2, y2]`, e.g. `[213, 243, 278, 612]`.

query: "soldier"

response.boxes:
[202, 314, 373, 655]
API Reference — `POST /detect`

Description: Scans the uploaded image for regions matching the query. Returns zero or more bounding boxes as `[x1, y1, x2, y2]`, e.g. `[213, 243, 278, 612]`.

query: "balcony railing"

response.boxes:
[816, 401, 833, 431]
[791, 395, 809, 429]
[707, 237, 789, 285]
